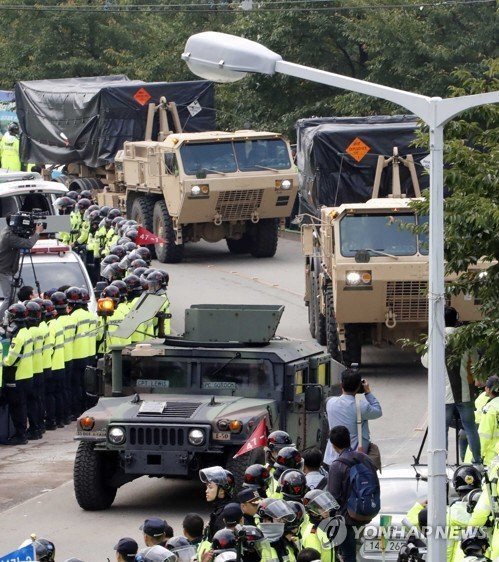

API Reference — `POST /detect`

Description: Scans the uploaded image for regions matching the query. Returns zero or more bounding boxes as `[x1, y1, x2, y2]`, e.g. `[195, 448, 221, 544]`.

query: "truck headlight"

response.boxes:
[188, 428, 205, 445]
[108, 426, 126, 445]
[275, 179, 293, 190]
[190, 184, 209, 197]
[346, 270, 372, 286]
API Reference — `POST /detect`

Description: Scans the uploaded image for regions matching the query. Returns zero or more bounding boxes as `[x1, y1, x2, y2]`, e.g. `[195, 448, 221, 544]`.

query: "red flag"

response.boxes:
[136, 225, 166, 245]
[233, 418, 268, 458]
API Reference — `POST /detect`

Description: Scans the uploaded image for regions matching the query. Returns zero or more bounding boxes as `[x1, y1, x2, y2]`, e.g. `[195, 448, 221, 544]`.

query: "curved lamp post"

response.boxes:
[181, 31, 499, 561]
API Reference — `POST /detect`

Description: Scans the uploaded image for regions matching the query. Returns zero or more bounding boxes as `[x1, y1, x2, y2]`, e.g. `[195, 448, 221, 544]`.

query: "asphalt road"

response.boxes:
[0, 235, 430, 559]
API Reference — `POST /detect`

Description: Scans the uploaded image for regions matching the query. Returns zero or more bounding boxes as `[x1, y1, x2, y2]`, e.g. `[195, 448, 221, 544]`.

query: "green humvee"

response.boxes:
[73, 303, 343, 510]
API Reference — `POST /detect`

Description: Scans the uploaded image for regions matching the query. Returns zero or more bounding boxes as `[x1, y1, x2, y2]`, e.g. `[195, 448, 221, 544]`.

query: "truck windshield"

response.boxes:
[340, 213, 418, 257]
[122, 357, 274, 398]
[180, 139, 291, 175]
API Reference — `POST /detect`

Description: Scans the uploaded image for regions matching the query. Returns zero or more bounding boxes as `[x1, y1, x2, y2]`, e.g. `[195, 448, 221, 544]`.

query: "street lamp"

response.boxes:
[182, 31, 499, 561]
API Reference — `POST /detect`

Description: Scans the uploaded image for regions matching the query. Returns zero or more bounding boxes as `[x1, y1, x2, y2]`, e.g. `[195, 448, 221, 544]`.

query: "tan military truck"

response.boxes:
[302, 151, 486, 365]
[109, 116, 298, 263]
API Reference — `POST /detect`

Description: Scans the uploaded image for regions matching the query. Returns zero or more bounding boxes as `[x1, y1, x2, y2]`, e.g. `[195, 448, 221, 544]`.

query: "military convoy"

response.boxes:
[74, 304, 342, 510]
[16, 76, 298, 262]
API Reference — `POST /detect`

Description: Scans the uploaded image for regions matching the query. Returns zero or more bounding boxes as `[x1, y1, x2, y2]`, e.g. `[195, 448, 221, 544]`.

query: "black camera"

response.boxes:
[8, 210, 47, 237]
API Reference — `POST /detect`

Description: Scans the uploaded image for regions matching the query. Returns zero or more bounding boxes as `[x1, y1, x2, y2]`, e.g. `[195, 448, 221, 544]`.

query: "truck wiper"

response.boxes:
[207, 352, 242, 379]
[254, 164, 279, 172]
[203, 168, 226, 176]
[364, 248, 399, 261]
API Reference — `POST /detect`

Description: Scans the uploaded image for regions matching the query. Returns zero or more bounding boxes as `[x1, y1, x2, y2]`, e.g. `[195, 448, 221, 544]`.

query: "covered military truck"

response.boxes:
[73, 304, 342, 510]
[298, 116, 486, 365]
[16, 76, 298, 262]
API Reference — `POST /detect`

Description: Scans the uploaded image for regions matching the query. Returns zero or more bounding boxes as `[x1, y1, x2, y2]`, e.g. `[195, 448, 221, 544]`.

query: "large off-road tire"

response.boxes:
[226, 447, 265, 489]
[248, 219, 278, 258]
[131, 196, 156, 257]
[226, 235, 251, 254]
[325, 285, 343, 362]
[343, 324, 362, 367]
[74, 442, 117, 511]
[153, 200, 184, 264]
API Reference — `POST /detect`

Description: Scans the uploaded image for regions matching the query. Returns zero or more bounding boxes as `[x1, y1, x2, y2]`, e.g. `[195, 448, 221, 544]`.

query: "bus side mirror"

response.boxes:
[305, 385, 322, 412]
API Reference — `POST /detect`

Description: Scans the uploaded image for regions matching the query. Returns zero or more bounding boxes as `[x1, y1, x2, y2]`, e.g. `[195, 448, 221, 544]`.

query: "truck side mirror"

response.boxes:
[84, 365, 100, 396]
[305, 385, 322, 412]
[164, 153, 176, 174]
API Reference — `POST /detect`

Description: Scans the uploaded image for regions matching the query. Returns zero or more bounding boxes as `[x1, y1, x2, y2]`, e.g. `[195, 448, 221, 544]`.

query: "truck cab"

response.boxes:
[74, 304, 343, 510]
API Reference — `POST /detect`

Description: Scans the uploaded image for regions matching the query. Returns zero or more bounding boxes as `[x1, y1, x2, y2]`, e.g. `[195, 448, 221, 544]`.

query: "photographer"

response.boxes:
[0, 212, 44, 321]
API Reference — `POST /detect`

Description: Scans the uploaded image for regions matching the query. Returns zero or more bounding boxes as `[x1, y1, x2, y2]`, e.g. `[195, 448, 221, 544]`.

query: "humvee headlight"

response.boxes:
[108, 426, 126, 445]
[188, 428, 205, 445]
[217, 419, 230, 431]
[346, 270, 372, 287]
[191, 185, 201, 196]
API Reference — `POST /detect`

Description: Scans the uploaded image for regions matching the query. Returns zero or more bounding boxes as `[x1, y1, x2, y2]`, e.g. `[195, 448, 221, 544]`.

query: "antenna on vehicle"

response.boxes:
[209, 395, 218, 406]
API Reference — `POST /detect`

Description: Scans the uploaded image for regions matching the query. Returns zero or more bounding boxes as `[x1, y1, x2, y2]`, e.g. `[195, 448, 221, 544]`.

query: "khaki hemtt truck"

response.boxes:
[16, 76, 298, 263]
[302, 154, 486, 366]
[111, 127, 298, 263]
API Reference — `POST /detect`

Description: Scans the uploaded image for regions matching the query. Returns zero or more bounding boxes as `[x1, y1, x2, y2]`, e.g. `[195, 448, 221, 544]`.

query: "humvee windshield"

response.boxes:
[180, 139, 291, 175]
[122, 356, 275, 398]
[340, 213, 428, 257]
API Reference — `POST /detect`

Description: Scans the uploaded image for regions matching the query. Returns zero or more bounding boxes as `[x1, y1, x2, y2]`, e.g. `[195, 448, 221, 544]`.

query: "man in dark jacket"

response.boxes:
[327, 425, 379, 562]
[0, 215, 43, 321]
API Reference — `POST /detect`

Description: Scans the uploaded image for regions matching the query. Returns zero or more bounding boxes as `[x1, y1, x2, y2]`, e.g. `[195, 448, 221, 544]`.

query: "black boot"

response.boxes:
[6, 434, 28, 445]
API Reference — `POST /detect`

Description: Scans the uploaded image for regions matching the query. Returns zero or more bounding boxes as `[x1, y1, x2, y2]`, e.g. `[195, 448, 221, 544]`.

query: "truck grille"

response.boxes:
[216, 189, 264, 221]
[127, 426, 186, 448]
[386, 281, 428, 321]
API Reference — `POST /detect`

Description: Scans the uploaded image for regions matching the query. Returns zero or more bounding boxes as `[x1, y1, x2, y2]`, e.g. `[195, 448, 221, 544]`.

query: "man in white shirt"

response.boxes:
[323, 368, 382, 466]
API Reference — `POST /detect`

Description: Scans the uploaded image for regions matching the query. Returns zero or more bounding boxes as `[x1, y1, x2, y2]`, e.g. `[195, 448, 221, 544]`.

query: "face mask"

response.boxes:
[258, 523, 285, 543]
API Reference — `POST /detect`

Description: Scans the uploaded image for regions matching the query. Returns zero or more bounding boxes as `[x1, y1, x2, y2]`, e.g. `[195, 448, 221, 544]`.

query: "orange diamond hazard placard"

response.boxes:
[134, 88, 152, 106]
[346, 137, 370, 162]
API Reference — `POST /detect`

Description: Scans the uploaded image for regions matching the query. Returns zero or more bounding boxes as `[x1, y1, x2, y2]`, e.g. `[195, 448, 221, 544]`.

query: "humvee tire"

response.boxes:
[325, 285, 342, 362]
[226, 447, 266, 488]
[248, 219, 278, 258]
[343, 324, 362, 367]
[74, 442, 117, 510]
[226, 236, 250, 255]
[153, 201, 184, 264]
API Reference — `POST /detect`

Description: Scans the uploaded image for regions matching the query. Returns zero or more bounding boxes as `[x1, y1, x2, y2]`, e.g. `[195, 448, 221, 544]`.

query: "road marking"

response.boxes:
[203, 264, 303, 297]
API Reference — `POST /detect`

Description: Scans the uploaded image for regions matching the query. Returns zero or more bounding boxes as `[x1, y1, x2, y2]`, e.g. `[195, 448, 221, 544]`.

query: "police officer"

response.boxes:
[71, 198, 92, 245]
[2, 303, 34, 445]
[24, 300, 44, 439]
[97, 285, 127, 354]
[460, 532, 491, 561]
[123, 274, 146, 343]
[0, 122, 21, 171]
[146, 270, 171, 336]
[81, 288, 98, 368]
[199, 467, 236, 541]
[257, 498, 297, 562]
[268, 447, 303, 500]
[477, 376, 499, 467]
[243, 464, 272, 499]
[301, 490, 338, 562]
[51, 291, 75, 424]
[66, 287, 89, 417]
[41, 299, 61, 430]
[82, 209, 102, 284]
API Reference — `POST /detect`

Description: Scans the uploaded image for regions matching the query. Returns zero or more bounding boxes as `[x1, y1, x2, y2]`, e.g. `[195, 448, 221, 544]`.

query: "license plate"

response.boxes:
[363, 539, 404, 553]
[213, 432, 230, 441]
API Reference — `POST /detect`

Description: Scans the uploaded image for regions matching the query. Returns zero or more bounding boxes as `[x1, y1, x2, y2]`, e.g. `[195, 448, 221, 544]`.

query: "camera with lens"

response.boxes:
[8, 210, 48, 237]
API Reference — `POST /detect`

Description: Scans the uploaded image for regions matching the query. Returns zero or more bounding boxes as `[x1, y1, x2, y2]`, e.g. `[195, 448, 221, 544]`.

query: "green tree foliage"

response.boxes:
[0, 0, 496, 137]
[410, 60, 499, 379]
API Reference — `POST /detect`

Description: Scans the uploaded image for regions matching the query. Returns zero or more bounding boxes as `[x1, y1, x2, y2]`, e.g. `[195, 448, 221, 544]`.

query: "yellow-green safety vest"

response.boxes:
[28, 324, 45, 375]
[301, 522, 335, 562]
[48, 317, 65, 371]
[40, 320, 53, 371]
[71, 308, 91, 360]
[3, 327, 34, 380]
[478, 396, 499, 467]
[59, 313, 76, 363]
[0, 132, 21, 171]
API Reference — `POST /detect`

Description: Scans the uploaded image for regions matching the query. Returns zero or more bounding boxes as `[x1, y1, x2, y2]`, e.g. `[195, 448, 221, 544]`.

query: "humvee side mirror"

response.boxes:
[305, 385, 322, 412]
[84, 365, 100, 396]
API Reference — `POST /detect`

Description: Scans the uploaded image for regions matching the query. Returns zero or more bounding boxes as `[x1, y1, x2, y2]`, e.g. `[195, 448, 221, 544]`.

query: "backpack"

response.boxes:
[337, 453, 380, 522]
